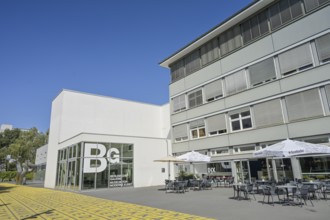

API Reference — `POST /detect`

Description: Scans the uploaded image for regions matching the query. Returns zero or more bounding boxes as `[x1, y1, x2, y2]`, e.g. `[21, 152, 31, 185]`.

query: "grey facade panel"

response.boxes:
[187, 99, 226, 120]
[228, 125, 288, 146]
[188, 135, 230, 151]
[184, 60, 222, 90]
[225, 81, 281, 108]
[272, 6, 330, 51]
[221, 35, 274, 73]
[171, 141, 190, 154]
[288, 116, 330, 138]
[279, 64, 330, 92]
[169, 79, 185, 97]
[171, 112, 187, 125]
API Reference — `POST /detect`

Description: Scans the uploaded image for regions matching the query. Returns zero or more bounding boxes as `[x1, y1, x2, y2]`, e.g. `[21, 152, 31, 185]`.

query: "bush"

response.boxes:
[0, 171, 17, 182]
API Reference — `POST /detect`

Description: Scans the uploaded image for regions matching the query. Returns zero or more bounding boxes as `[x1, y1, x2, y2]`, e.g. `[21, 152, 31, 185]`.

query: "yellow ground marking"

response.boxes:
[0, 183, 215, 220]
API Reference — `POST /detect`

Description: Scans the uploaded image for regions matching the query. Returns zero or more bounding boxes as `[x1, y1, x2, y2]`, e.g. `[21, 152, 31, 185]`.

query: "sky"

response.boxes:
[0, 0, 253, 133]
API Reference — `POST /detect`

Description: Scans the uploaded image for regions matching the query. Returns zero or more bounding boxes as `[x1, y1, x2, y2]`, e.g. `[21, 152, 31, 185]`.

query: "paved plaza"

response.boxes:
[1, 182, 330, 220]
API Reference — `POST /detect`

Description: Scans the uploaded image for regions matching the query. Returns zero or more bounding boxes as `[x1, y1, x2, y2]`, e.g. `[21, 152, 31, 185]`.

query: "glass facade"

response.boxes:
[56, 142, 134, 190]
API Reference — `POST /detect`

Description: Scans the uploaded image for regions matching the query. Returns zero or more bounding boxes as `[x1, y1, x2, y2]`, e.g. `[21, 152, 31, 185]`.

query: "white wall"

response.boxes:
[45, 90, 171, 188]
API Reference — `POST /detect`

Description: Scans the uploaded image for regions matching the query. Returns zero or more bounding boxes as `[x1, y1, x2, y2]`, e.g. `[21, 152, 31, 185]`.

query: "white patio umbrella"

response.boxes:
[154, 155, 186, 180]
[177, 151, 210, 175]
[177, 151, 211, 162]
[253, 139, 330, 158]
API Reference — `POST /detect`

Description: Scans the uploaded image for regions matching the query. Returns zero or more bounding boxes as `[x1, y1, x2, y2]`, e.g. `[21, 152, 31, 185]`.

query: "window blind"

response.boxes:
[188, 90, 203, 108]
[173, 124, 188, 139]
[325, 85, 330, 110]
[249, 58, 276, 86]
[206, 114, 226, 132]
[170, 59, 185, 82]
[315, 33, 330, 63]
[185, 50, 200, 75]
[278, 43, 313, 75]
[304, 0, 320, 12]
[172, 94, 186, 112]
[190, 119, 205, 129]
[286, 89, 323, 121]
[204, 80, 223, 101]
[254, 99, 283, 128]
[201, 38, 219, 66]
[225, 70, 247, 95]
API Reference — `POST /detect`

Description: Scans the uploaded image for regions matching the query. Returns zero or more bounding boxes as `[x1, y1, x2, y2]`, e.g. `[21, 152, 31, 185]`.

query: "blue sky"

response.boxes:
[0, 0, 252, 133]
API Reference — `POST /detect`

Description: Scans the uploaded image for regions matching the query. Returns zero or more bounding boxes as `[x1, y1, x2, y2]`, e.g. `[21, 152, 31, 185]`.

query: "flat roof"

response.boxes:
[159, 0, 274, 68]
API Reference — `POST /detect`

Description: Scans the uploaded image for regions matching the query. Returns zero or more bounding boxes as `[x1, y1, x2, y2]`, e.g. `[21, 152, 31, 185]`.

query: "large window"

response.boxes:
[315, 33, 330, 63]
[229, 108, 252, 131]
[204, 80, 223, 102]
[253, 99, 283, 128]
[325, 85, 330, 110]
[299, 155, 330, 180]
[188, 89, 203, 108]
[170, 59, 185, 83]
[206, 114, 227, 135]
[190, 119, 206, 139]
[241, 10, 269, 44]
[172, 94, 186, 113]
[269, 0, 303, 30]
[286, 89, 324, 122]
[173, 124, 188, 142]
[304, 0, 330, 13]
[278, 43, 313, 76]
[225, 70, 247, 96]
[201, 38, 219, 66]
[185, 50, 201, 75]
[249, 57, 276, 87]
[220, 25, 242, 56]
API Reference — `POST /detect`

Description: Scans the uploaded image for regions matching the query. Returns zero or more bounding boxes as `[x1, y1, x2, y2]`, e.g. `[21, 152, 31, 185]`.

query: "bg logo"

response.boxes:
[83, 143, 120, 173]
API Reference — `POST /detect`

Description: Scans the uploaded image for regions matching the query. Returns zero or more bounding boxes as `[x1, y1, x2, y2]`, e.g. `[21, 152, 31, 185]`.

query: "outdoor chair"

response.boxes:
[322, 184, 330, 199]
[262, 186, 280, 206]
[233, 185, 240, 200]
[165, 180, 175, 193]
[239, 184, 256, 201]
[293, 185, 314, 207]
[174, 181, 185, 193]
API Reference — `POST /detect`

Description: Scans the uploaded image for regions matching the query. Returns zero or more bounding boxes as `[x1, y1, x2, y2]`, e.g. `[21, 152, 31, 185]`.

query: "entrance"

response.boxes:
[234, 160, 251, 183]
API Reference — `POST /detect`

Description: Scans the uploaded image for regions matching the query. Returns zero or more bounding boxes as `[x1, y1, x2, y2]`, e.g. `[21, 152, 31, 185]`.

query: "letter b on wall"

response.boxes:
[83, 143, 107, 173]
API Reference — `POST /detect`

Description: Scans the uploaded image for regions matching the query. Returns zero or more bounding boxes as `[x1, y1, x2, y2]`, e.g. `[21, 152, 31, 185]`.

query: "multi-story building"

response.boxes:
[160, 0, 330, 182]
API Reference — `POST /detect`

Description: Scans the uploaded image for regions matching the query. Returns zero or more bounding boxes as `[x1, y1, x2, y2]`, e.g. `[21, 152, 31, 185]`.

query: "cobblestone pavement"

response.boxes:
[0, 183, 214, 220]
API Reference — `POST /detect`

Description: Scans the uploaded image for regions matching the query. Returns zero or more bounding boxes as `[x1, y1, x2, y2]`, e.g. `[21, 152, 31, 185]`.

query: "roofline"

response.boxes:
[53, 89, 169, 108]
[159, 0, 274, 68]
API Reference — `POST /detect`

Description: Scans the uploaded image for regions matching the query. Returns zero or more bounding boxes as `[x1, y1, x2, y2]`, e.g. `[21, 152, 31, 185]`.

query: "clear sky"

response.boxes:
[0, 0, 252, 133]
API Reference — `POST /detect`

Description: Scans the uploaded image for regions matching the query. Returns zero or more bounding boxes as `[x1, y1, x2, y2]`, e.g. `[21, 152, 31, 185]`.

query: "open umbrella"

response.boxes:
[177, 151, 210, 175]
[154, 155, 186, 180]
[177, 151, 210, 162]
[253, 139, 330, 158]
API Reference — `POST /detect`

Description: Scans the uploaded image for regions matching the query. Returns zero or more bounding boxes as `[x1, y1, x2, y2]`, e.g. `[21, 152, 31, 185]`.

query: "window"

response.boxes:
[315, 33, 330, 63]
[304, 0, 330, 12]
[210, 148, 229, 156]
[206, 114, 227, 135]
[225, 70, 247, 96]
[170, 59, 185, 83]
[185, 50, 201, 75]
[172, 94, 186, 113]
[278, 43, 313, 76]
[253, 99, 283, 128]
[324, 85, 330, 110]
[249, 58, 276, 86]
[229, 108, 252, 131]
[204, 80, 223, 102]
[241, 10, 269, 44]
[219, 25, 242, 56]
[201, 38, 219, 66]
[173, 124, 188, 142]
[188, 89, 203, 108]
[286, 89, 324, 122]
[269, 0, 303, 30]
[190, 119, 206, 139]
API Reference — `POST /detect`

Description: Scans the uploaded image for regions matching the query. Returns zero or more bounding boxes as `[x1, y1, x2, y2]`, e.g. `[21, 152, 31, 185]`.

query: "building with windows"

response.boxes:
[160, 0, 330, 182]
[45, 90, 171, 190]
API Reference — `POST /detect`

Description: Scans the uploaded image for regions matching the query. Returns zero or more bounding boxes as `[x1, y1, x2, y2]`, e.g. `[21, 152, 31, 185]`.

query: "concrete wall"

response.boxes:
[45, 90, 171, 189]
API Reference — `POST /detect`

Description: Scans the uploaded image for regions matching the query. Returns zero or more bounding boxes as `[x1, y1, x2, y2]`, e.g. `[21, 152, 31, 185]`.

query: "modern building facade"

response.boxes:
[160, 0, 330, 182]
[45, 90, 171, 190]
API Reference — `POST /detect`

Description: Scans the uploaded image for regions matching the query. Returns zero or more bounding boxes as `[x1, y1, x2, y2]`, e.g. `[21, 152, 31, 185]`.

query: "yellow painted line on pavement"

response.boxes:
[0, 183, 215, 220]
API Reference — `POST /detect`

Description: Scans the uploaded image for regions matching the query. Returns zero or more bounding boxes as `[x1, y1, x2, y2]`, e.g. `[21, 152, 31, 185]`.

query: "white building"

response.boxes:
[45, 90, 171, 190]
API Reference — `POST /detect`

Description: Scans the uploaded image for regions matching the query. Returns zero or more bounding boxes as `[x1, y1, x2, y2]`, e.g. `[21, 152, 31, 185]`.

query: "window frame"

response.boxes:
[229, 109, 253, 132]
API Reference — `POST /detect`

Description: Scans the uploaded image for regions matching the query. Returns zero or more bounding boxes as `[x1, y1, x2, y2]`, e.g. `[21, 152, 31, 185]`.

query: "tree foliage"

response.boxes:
[0, 128, 47, 171]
